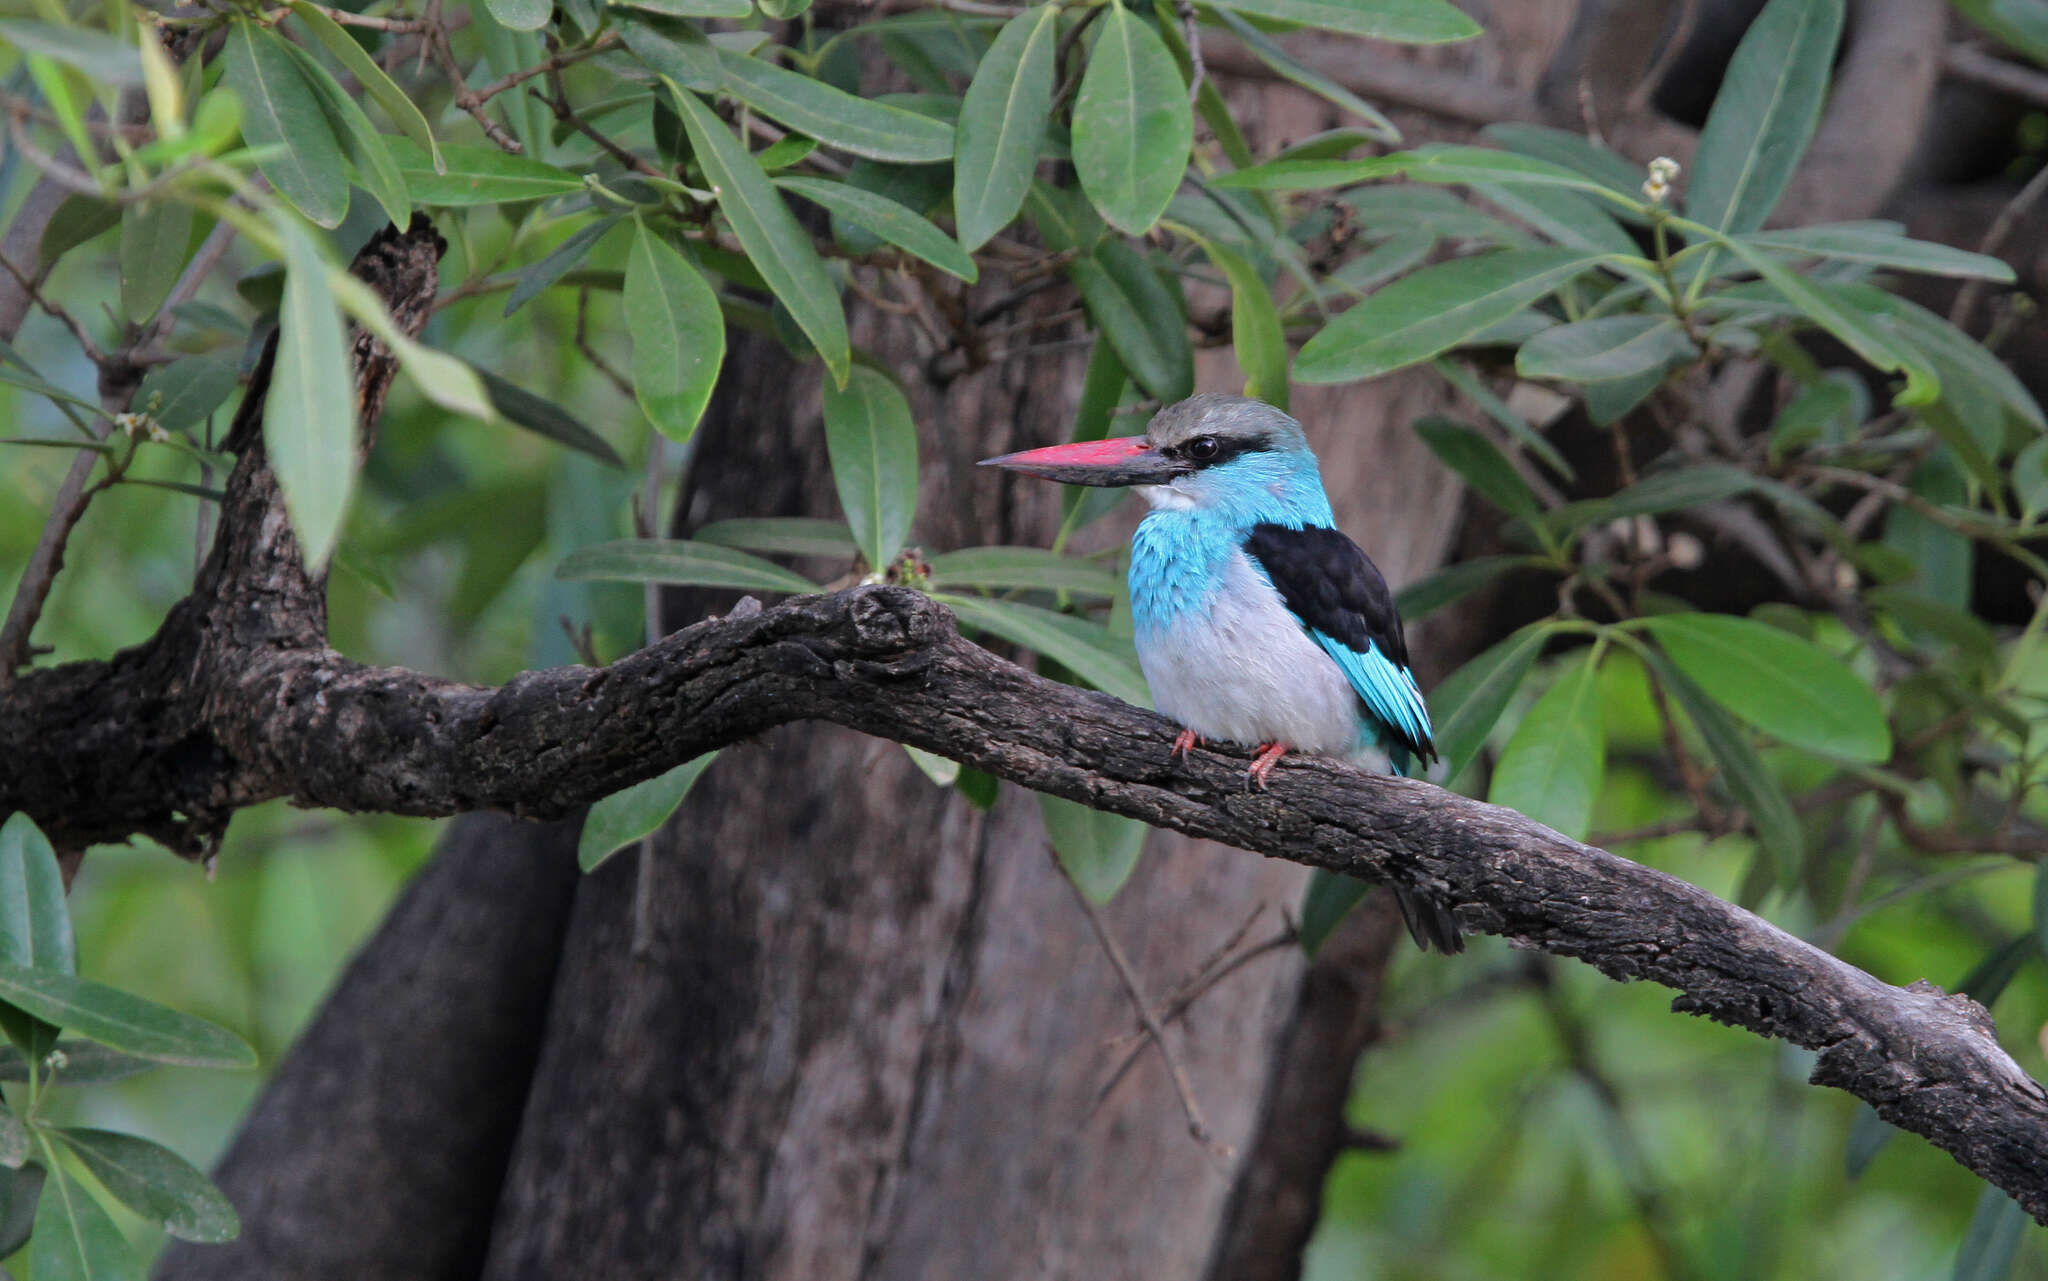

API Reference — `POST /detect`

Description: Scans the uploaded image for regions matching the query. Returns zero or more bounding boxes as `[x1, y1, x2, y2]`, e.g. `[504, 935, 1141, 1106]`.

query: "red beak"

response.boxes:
[977, 435, 1177, 487]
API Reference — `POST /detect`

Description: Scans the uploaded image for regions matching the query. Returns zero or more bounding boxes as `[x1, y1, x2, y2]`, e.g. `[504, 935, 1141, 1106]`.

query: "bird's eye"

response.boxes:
[1186, 435, 1221, 463]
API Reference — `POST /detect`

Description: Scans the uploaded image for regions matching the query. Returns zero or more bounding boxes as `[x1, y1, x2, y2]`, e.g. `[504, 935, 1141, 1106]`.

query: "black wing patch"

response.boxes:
[1242, 523, 1435, 762]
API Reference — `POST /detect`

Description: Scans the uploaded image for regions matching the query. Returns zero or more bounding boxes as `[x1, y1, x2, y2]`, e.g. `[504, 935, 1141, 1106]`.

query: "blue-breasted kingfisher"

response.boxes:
[981, 393, 1463, 952]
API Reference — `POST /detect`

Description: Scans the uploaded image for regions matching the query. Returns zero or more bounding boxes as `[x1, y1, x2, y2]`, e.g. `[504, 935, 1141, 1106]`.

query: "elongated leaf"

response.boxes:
[954, 5, 1062, 249]
[0, 1041, 157, 1085]
[57, 1129, 238, 1243]
[624, 224, 725, 445]
[0, 814, 73, 975]
[37, 194, 121, 270]
[288, 0, 442, 171]
[695, 518, 858, 559]
[1297, 249, 1605, 383]
[943, 595, 1150, 706]
[0, 1166, 40, 1260]
[1394, 554, 1536, 621]
[903, 745, 960, 787]
[486, 0, 550, 29]
[1474, 182, 1636, 257]
[1203, 0, 1477, 41]
[822, 365, 920, 570]
[1708, 238, 1938, 406]
[1413, 418, 1544, 528]
[1739, 222, 2014, 282]
[118, 201, 194, 325]
[1299, 870, 1371, 954]
[1489, 648, 1606, 840]
[672, 87, 850, 386]
[717, 48, 953, 163]
[617, 0, 752, 17]
[133, 357, 240, 435]
[0, 964, 254, 1067]
[1517, 314, 1697, 383]
[1072, 0, 1192, 235]
[1207, 7, 1396, 141]
[0, 20, 142, 83]
[579, 753, 720, 871]
[268, 218, 356, 572]
[1834, 284, 2043, 432]
[1642, 649, 1803, 883]
[30, 1164, 132, 1281]
[279, 41, 412, 228]
[1188, 231, 1287, 410]
[327, 275, 496, 423]
[1067, 240, 1194, 401]
[1953, 1184, 2028, 1281]
[1641, 613, 1890, 762]
[615, 12, 722, 90]
[1042, 794, 1147, 903]
[387, 138, 584, 205]
[927, 546, 1122, 596]
[776, 176, 976, 281]
[474, 367, 623, 466]
[225, 22, 349, 227]
[556, 539, 818, 594]
[1482, 123, 1647, 204]
[1433, 622, 1549, 778]
[1543, 462, 1758, 541]
[1689, 0, 1843, 235]
[505, 216, 621, 317]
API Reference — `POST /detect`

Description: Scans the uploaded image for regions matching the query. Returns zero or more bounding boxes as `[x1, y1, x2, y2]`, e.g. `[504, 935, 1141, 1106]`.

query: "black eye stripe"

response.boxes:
[1168, 431, 1274, 469]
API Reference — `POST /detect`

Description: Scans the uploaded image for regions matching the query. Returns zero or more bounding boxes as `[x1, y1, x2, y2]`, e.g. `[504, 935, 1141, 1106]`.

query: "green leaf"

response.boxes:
[0, 963, 254, 1068]
[616, 0, 752, 17]
[0, 814, 74, 975]
[1833, 284, 2043, 432]
[2015, 437, 2048, 520]
[1708, 248, 1941, 406]
[30, 1163, 133, 1281]
[267, 217, 356, 572]
[1843, 1104, 1892, 1179]
[1201, 0, 1478, 41]
[902, 744, 960, 786]
[1432, 357, 1574, 479]
[614, 12, 723, 90]
[0, 20, 142, 84]
[225, 21, 350, 228]
[288, 0, 442, 172]
[1640, 613, 1891, 762]
[1041, 794, 1147, 903]
[1738, 222, 2015, 282]
[56, 1129, 238, 1244]
[926, 546, 1122, 596]
[672, 87, 850, 386]
[505, 216, 622, 317]
[117, 201, 194, 325]
[0, 1041, 157, 1085]
[1474, 183, 1636, 256]
[717, 48, 954, 163]
[942, 595, 1150, 707]
[1543, 462, 1759, 540]
[1953, 0, 2048, 65]
[1641, 649, 1803, 884]
[1067, 240, 1194, 401]
[1187, 231, 1287, 410]
[278, 41, 412, 229]
[1413, 418, 1544, 529]
[624, 224, 725, 445]
[775, 176, 977, 281]
[1481, 123, 1648, 205]
[485, 0, 550, 30]
[1953, 1184, 2027, 1281]
[0, 1166, 41, 1259]
[578, 753, 720, 872]
[1206, 7, 1397, 142]
[1297, 249, 1605, 383]
[953, 4, 1059, 250]
[1688, 0, 1843, 235]
[387, 138, 584, 205]
[133, 357, 239, 436]
[1394, 554, 1536, 621]
[1489, 648, 1606, 841]
[555, 539, 818, 594]
[1299, 870, 1371, 955]
[1432, 622, 1549, 778]
[821, 364, 920, 569]
[37, 195, 121, 270]
[474, 367, 624, 466]
[694, 517, 858, 559]
[1072, 0, 1192, 235]
[1516, 314, 1697, 383]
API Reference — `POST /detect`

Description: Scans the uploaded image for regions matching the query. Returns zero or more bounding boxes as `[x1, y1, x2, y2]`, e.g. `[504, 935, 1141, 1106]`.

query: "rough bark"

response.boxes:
[153, 813, 581, 1281]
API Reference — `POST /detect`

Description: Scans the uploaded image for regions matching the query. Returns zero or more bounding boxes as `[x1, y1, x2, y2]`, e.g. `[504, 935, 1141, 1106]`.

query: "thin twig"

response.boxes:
[471, 32, 619, 106]
[424, 16, 522, 152]
[1950, 154, 2048, 328]
[1051, 846, 1223, 1154]
[0, 247, 105, 363]
[1177, 0, 1204, 103]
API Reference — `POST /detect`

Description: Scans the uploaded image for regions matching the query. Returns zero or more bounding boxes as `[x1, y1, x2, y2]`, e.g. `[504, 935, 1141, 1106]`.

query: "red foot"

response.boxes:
[1247, 742, 1290, 790]
[1170, 728, 1204, 762]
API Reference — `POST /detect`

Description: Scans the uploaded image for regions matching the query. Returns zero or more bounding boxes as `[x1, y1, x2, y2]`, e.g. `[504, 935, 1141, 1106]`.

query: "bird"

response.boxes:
[980, 393, 1462, 952]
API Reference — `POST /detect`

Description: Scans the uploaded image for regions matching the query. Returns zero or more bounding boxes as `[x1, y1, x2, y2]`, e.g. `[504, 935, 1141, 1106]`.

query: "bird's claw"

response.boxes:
[1246, 742, 1289, 790]
[1170, 729, 1203, 763]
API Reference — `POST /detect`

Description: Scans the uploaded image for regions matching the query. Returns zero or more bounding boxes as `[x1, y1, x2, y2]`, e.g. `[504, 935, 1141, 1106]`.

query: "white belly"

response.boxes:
[1135, 555, 1369, 758]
